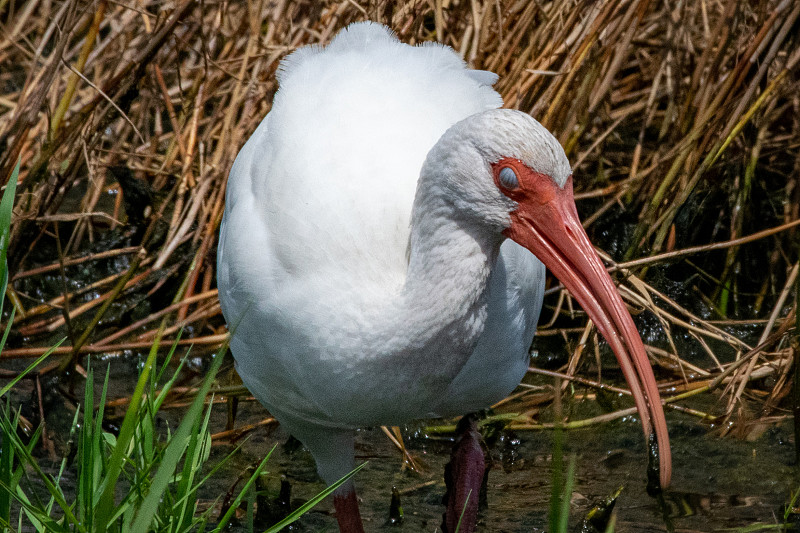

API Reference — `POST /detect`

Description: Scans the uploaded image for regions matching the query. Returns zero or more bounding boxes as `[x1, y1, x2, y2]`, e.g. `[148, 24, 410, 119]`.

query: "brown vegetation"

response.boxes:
[1, 0, 798, 433]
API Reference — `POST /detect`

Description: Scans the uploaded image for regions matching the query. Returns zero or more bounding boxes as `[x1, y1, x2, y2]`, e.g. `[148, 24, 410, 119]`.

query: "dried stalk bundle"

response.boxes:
[0, 0, 797, 430]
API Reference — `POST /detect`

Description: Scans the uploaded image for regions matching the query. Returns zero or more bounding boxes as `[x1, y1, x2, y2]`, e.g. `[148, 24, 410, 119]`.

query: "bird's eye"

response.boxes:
[498, 167, 519, 189]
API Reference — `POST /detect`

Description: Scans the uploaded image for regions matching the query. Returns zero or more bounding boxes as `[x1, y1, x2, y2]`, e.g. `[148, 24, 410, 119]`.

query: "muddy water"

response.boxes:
[200, 391, 798, 532]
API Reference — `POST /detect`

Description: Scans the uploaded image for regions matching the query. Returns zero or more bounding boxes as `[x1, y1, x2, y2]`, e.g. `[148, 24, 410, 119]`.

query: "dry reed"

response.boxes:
[0, 0, 798, 434]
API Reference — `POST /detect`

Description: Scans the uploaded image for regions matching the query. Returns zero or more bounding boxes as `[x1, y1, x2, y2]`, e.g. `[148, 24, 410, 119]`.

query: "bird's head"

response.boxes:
[422, 108, 671, 491]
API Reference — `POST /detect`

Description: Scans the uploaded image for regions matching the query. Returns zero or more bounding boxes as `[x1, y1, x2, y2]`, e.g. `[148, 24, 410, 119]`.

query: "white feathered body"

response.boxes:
[217, 23, 545, 482]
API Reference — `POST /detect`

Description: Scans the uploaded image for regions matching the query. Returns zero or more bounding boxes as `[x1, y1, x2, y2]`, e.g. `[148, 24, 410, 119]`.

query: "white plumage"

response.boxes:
[218, 22, 669, 531]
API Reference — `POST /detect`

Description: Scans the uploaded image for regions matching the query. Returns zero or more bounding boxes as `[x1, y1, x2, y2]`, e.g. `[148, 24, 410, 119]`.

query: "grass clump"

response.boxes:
[0, 337, 356, 532]
[0, 341, 269, 532]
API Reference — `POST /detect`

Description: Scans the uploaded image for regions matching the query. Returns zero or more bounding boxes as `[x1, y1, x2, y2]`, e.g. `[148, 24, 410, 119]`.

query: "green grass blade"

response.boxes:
[149, 343, 188, 446]
[0, 158, 19, 313]
[163, 437, 252, 531]
[0, 411, 84, 531]
[728, 524, 782, 533]
[262, 462, 368, 533]
[548, 423, 564, 532]
[213, 448, 275, 532]
[172, 396, 214, 530]
[246, 478, 255, 532]
[153, 330, 184, 389]
[0, 307, 14, 356]
[78, 363, 96, 530]
[94, 337, 160, 531]
[127, 344, 227, 532]
[185, 438, 248, 504]
[0, 478, 70, 533]
[0, 404, 13, 526]
[0, 338, 62, 399]
[45, 410, 78, 518]
[557, 456, 576, 533]
[453, 489, 471, 533]
[785, 488, 800, 523]
[92, 365, 111, 509]
[604, 513, 616, 533]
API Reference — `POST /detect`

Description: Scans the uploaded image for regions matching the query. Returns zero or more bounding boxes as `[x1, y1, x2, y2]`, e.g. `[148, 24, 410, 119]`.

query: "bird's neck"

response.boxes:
[400, 190, 503, 373]
[406, 211, 499, 309]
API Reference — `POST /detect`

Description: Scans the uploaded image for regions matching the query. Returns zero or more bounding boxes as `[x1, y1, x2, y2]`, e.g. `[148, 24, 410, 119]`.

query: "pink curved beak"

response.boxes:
[501, 166, 671, 491]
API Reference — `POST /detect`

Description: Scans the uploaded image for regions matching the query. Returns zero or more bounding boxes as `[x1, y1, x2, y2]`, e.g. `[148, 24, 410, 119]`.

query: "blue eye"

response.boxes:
[498, 167, 519, 189]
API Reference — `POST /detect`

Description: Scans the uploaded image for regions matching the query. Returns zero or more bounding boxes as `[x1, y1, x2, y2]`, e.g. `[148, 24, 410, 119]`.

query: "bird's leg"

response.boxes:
[333, 486, 366, 533]
[290, 425, 363, 532]
[442, 414, 489, 533]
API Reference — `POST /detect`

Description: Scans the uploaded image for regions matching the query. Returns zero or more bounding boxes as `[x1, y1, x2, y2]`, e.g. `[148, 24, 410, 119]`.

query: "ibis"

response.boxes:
[217, 22, 671, 533]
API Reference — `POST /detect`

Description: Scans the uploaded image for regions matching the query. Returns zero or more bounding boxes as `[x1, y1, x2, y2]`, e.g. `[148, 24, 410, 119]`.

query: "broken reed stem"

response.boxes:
[49, 0, 108, 140]
[11, 247, 140, 280]
[0, 334, 228, 359]
[614, 219, 800, 271]
[725, 262, 800, 416]
[92, 289, 218, 347]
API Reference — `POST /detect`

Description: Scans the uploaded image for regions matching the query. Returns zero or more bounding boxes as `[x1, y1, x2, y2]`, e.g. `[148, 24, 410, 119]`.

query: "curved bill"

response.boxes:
[505, 173, 672, 491]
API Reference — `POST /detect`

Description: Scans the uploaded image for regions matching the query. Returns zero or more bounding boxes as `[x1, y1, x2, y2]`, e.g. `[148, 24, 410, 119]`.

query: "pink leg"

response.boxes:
[333, 487, 365, 533]
[442, 415, 488, 533]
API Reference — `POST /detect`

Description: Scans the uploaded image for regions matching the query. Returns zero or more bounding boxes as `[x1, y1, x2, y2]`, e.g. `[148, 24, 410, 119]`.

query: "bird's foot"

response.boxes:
[441, 414, 490, 533]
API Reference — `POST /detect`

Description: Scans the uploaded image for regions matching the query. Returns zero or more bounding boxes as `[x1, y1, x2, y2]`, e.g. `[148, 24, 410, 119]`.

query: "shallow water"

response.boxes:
[7, 351, 797, 532]
[201, 392, 799, 532]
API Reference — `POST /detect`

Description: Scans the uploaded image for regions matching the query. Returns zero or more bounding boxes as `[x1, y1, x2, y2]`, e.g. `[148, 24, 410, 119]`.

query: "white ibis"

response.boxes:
[217, 22, 671, 532]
